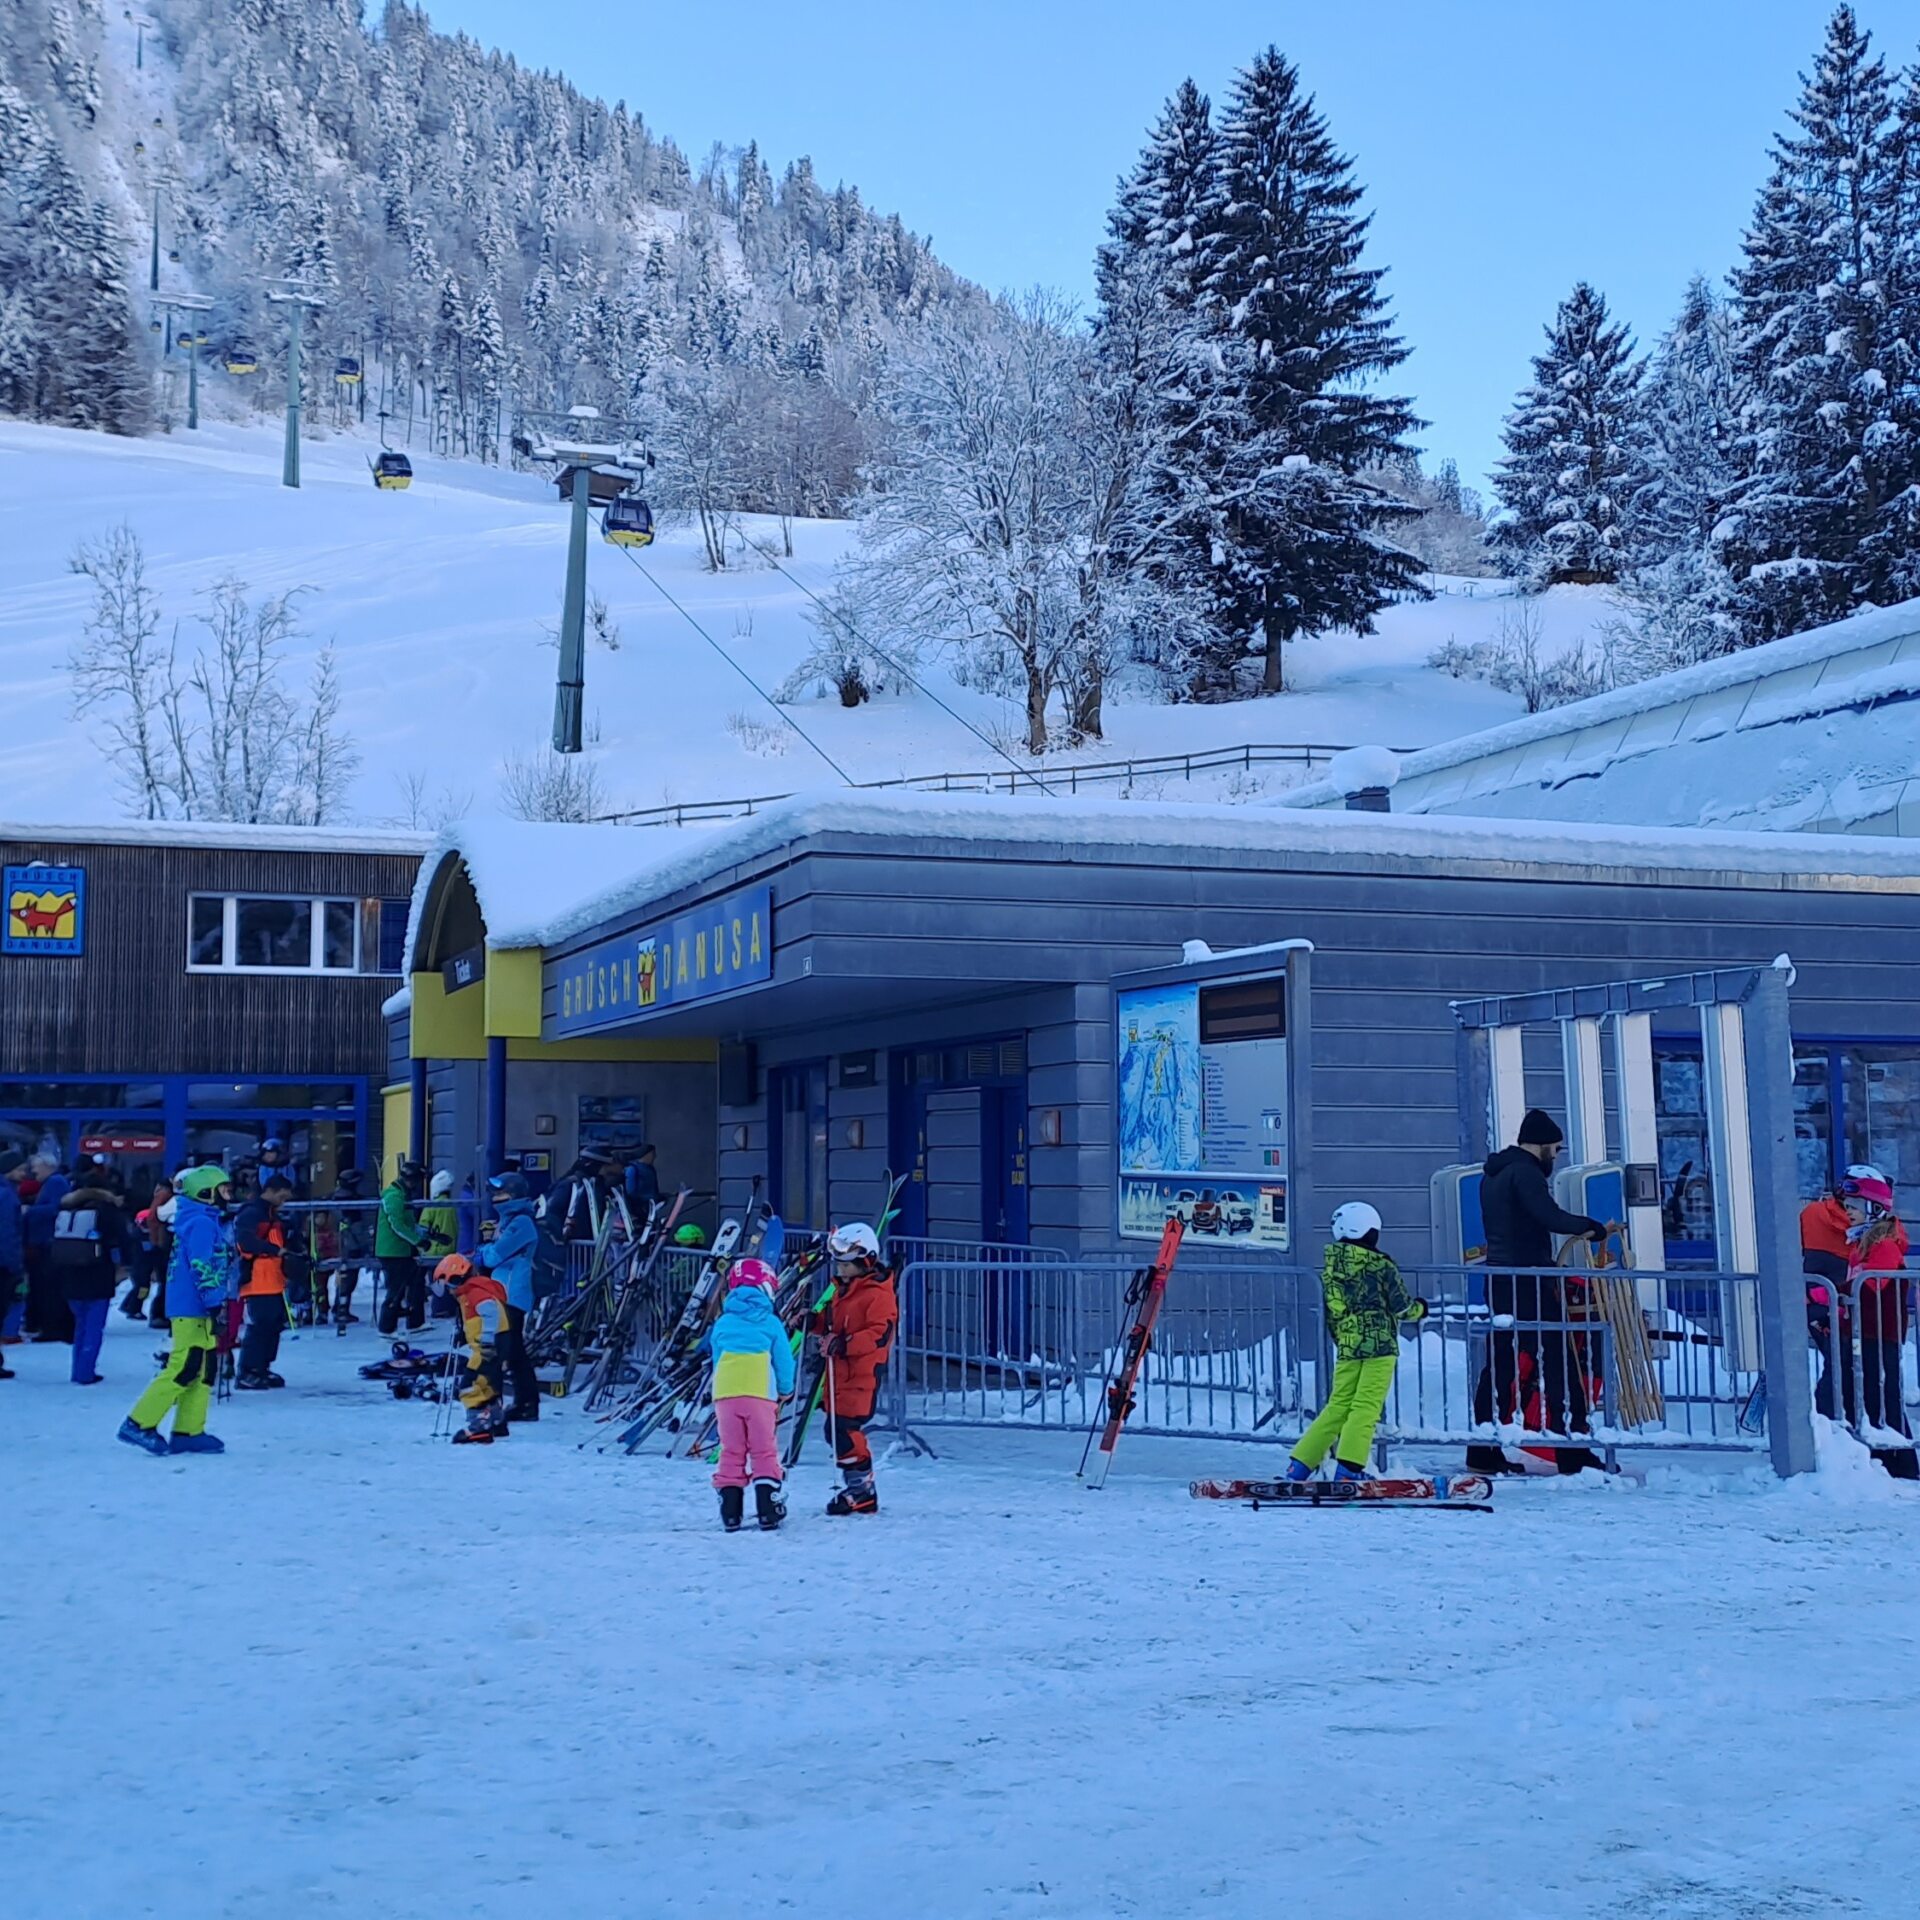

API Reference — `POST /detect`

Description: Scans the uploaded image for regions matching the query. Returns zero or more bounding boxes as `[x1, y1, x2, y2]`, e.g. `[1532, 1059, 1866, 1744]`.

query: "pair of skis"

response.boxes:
[1190, 1473, 1494, 1511]
[1078, 1217, 1185, 1490]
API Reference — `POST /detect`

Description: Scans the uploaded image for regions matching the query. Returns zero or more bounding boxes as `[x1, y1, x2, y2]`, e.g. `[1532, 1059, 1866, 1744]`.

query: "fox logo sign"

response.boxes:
[4, 867, 86, 956]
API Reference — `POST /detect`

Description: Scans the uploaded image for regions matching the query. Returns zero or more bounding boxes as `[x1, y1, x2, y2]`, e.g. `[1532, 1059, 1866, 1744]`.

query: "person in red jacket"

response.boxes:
[811, 1222, 897, 1515]
[1801, 1183, 1856, 1422]
[1844, 1169, 1915, 1479]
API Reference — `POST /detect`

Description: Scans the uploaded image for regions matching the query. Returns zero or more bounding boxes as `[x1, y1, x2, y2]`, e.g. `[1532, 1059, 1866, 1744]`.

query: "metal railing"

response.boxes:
[592, 741, 1418, 828]
[886, 1257, 1779, 1463]
[1810, 1273, 1919, 1469]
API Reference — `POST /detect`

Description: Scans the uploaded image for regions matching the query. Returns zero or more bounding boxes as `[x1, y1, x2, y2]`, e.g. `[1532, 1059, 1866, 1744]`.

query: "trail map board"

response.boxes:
[1117, 967, 1291, 1249]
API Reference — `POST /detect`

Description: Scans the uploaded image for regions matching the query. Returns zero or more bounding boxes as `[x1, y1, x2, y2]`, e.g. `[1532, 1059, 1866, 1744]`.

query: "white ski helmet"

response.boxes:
[828, 1221, 880, 1260]
[1330, 1200, 1383, 1244]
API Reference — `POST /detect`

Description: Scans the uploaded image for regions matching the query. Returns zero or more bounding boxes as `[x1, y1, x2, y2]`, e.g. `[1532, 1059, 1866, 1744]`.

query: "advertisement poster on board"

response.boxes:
[1116, 971, 1290, 1248]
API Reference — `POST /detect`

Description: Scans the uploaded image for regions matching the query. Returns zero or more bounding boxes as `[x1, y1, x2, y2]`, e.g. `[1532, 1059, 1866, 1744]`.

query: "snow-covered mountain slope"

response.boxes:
[0, 418, 1617, 825]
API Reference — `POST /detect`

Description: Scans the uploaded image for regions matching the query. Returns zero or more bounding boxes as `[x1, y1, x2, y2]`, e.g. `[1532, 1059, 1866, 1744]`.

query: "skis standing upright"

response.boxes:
[1078, 1217, 1185, 1489]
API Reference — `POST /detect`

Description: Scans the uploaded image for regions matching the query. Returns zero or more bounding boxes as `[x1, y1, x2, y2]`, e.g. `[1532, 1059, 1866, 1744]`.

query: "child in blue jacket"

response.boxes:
[706, 1257, 795, 1531]
[478, 1171, 542, 1420]
[119, 1167, 236, 1456]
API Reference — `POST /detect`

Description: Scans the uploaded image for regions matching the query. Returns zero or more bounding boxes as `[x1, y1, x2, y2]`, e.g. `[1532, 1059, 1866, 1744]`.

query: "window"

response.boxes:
[188, 895, 362, 973]
[377, 899, 410, 975]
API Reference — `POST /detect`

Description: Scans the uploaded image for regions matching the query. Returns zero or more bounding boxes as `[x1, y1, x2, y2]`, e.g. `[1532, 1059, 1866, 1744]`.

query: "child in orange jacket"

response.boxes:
[430, 1255, 511, 1445]
[811, 1223, 897, 1515]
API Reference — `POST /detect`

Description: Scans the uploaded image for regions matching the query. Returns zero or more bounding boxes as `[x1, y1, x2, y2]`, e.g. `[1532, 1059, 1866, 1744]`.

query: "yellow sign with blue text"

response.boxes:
[547, 883, 772, 1037]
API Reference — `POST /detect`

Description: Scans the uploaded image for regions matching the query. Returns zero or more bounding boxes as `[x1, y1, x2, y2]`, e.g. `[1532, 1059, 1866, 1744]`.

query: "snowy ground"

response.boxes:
[0, 417, 1616, 825]
[7, 1314, 1920, 1919]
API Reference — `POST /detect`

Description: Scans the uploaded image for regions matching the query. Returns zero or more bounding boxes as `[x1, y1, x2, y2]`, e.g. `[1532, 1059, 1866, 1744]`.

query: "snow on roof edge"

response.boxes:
[1275, 595, 1920, 810]
[420, 789, 1920, 959]
[0, 819, 434, 854]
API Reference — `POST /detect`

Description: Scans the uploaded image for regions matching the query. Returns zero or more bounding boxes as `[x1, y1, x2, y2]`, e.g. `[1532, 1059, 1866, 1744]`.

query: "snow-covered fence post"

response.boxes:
[1743, 963, 1814, 1478]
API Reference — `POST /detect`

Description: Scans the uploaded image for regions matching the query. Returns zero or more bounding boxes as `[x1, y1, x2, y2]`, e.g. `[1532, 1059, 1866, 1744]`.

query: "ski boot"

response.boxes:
[169, 1431, 225, 1455]
[1284, 1458, 1314, 1482]
[825, 1475, 878, 1516]
[1332, 1460, 1369, 1483]
[116, 1417, 170, 1458]
[754, 1479, 786, 1531]
[234, 1373, 274, 1391]
[505, 1403, 540, 1424]
[719, 1485, 745, 1533]
[263, 1371, 287, 1389]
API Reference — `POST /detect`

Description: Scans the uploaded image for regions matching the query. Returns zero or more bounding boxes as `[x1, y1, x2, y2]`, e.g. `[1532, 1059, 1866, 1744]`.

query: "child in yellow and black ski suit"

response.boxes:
[430, 1255, 511, 1445]
[1288, 1201, 1427, 1482]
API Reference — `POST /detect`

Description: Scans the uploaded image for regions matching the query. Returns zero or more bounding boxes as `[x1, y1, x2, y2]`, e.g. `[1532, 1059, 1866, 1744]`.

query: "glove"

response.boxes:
[1409, 1297, 1430, 1322]
[1583, 1219, 1607, 1242]
[823, 1331, 849, 1360]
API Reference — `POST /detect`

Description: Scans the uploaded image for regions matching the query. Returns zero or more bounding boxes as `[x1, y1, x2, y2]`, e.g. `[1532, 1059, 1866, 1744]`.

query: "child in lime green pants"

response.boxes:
[1291, 1202, 1427, 1480]
[128, 1316, 218, 1437]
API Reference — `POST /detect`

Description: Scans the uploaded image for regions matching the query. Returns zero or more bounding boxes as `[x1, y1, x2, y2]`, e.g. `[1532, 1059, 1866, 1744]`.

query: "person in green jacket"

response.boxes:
[1287, 1202, 1428, 1483]
[375, 1159, 429, 1335]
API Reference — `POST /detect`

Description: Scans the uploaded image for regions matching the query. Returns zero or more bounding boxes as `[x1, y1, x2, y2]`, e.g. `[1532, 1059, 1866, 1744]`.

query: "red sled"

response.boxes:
[1191, 1474, 1493, 1510]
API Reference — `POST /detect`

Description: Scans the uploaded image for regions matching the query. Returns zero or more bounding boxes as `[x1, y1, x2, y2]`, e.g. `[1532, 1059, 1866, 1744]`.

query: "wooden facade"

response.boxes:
[1, 829, 422, 1077]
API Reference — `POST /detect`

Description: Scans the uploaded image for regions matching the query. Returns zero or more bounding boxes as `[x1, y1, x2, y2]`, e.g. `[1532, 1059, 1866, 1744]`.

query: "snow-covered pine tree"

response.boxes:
[1188, 47, 1423, 692]
[1488, 282, 1640, 587]
[1725, 6, 1917, 640]
[1096, 78, 1217, 315]
[1612, 275, 1746, 671]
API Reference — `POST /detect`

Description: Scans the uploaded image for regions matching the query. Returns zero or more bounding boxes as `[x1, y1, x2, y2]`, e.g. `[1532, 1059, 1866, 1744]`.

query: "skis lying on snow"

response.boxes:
[1191, 1473, 1494, 1510]
[1078, 1216, 1185, 1490]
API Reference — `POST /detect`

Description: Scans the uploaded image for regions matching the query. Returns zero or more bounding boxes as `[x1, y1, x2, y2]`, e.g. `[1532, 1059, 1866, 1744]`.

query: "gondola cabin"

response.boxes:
[334, 356, 363, 385]
[223, 346, 259, 375]
[373, 452, 413, 491]
[602, 494, 655, 548]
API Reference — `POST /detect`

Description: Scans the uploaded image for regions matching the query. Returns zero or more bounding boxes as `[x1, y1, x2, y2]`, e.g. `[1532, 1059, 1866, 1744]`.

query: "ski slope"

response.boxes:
[6, 1317, 1919, 1919]
[0, 417, 1613, 825]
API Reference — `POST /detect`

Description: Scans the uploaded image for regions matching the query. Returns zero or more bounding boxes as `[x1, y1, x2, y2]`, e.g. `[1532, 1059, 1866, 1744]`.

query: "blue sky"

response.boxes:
[424, 1, 1880, 489]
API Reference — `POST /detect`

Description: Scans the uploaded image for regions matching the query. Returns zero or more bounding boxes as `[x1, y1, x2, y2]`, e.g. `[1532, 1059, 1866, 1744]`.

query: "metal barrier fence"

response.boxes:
[1810, 1274, 1920, 1471]
[887, 1256, 1783, 1464]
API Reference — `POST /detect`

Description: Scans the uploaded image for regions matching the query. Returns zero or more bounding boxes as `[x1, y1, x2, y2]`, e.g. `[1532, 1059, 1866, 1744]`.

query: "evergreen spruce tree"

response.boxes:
[1190, 47, 1423, 692]
[1488, 282, 1640, 587]
[1614, 276, 1746, 670]
[1096, 78, 1217, 315]
[1727, 6, 1915, 639]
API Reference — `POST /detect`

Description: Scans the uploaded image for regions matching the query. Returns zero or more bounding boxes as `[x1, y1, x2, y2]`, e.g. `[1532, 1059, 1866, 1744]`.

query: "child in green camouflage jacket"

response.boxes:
[1288, 1201, 1428, 1482]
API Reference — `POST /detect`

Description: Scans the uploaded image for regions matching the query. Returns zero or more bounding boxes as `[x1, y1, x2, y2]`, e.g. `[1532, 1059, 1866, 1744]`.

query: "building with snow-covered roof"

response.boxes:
[393, 790, 1920, 1265]
[0, 822, 427, 1193]
[1281, 598, 1920, 835]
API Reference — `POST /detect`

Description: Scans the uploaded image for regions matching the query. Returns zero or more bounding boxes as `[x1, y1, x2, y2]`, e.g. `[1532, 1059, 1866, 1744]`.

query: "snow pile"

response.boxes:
[1321, 744, 1402, 797]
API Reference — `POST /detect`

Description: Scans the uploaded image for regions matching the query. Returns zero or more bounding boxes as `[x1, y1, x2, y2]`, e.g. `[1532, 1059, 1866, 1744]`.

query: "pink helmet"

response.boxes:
[728, 1256, 778, 1293]
[1842, 1169, 1895, 1213]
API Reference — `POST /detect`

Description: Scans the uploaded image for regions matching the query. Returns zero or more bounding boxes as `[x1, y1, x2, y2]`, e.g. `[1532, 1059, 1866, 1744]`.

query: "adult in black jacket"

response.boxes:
[624, 1144, 662, 1217]
[1468, 1109, 1607, 1476]
[52, 1177, 136, 1385]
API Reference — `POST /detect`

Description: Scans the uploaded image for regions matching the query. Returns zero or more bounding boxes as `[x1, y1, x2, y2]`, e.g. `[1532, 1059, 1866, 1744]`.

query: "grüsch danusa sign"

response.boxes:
[546, 883, 773, 1038]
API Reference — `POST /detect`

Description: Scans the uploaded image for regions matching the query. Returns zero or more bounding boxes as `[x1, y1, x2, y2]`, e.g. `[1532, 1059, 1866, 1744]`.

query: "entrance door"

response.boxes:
[382, 1082, 413, 1183]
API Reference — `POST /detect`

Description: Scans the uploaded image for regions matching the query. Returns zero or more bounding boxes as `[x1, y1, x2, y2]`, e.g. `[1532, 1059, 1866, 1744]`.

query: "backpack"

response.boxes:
[529, 1206, 571, 1303]
[51, 1206, 107, 1269]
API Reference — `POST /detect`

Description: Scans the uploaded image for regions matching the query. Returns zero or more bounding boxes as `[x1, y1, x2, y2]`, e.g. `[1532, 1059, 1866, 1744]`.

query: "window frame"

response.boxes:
[186, 892, 364, 976]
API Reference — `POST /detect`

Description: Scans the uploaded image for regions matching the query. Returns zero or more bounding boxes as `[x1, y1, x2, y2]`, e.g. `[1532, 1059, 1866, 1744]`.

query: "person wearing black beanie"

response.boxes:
[1468, 1110, 1607, 1476]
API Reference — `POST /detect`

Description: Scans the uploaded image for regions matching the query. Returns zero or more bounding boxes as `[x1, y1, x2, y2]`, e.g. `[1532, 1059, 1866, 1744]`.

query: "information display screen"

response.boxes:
[1117, 968, 1290, 1248]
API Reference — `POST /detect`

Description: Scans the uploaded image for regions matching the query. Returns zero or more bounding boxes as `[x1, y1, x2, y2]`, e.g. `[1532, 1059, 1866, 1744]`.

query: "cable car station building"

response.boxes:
[393, 797, 1920, 1264]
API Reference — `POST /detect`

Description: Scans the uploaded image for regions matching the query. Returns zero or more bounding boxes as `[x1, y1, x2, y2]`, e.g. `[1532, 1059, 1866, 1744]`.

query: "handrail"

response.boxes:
[592, 740, 1417, 829]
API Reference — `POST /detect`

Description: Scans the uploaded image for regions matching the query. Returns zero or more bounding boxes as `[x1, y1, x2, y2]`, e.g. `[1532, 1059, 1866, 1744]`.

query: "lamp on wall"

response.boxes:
[534, 1114, 556, 1137]
[1035, 1108, 1064, 1148]
[844, 1117, 865, 1150]
[730, 1123, 750, 1152]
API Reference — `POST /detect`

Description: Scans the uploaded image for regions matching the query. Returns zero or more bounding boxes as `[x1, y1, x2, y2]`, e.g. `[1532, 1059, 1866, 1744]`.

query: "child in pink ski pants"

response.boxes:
[705, 1259, 796, 1494]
